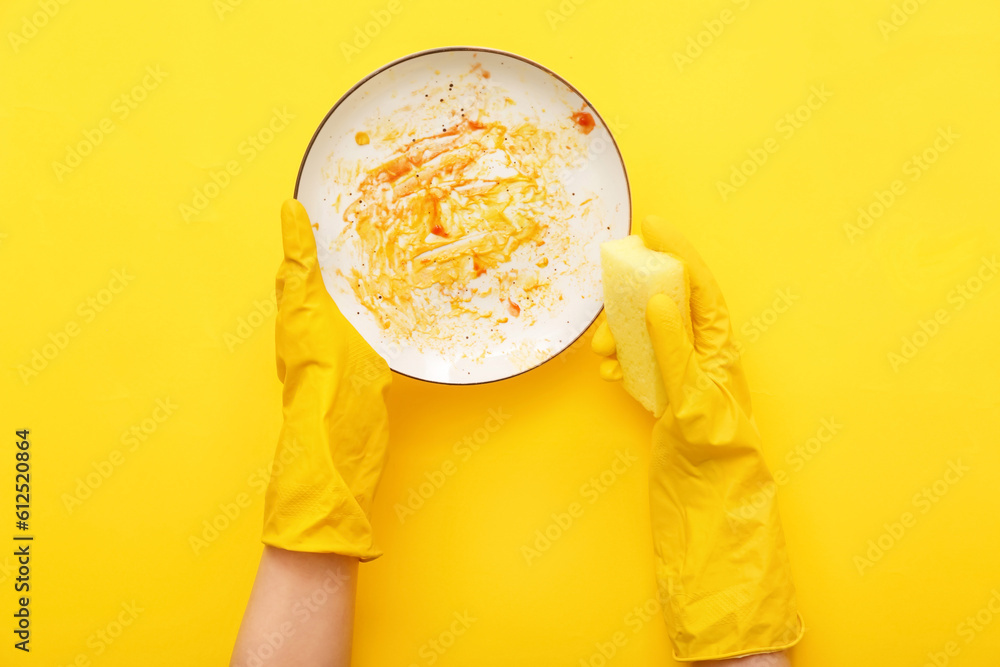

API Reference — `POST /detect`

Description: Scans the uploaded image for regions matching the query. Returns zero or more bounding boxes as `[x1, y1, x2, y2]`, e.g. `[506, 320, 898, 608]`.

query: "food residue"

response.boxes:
[571, 111, 595, 134]
[471, 62, 491, 79]
[342, 115, 569, 335]
[329, 68, 605, 358]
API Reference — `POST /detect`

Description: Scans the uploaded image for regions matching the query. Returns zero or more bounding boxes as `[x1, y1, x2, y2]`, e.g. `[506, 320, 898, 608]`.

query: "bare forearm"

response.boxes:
[231, 546, 358, 667]
[697, 651, 790, 667]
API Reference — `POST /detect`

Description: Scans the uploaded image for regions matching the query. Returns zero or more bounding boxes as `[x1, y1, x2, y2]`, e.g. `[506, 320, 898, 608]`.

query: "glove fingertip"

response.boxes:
[280, 198, 318, 267]
[645, 293, 684, 337]
[591, 321, 617, 356]
[599, 358, 623, 382]
[636, 214, 661, 243]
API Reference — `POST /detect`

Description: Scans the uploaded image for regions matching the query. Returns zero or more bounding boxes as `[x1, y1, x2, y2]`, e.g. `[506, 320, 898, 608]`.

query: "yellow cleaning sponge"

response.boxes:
[600, 235, 692, 417]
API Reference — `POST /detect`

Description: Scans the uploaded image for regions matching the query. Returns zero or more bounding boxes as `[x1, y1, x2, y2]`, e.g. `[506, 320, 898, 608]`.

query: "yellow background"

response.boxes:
[2, 0, 999, 665]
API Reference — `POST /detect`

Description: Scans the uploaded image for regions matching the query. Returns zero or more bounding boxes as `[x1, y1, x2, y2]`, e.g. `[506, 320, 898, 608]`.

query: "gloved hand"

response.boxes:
[261, 199, 391, 561]
[592, 216, 804, 661]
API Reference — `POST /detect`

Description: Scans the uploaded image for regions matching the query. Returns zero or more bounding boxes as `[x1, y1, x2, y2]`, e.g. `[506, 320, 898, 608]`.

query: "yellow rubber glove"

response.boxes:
[261, 199, 391, 561]
[593, 216, 804, 661]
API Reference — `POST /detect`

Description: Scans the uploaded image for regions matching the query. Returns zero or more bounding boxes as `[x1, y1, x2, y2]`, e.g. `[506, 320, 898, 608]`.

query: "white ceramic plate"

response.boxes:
[295, 47, 630, 384]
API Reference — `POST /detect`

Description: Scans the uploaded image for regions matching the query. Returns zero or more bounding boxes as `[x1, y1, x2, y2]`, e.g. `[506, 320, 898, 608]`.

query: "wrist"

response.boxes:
[693, 651, 790, 667]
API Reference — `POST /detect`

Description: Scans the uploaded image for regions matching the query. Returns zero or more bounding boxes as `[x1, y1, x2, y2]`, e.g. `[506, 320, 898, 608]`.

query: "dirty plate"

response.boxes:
[295, 46, 630, 384]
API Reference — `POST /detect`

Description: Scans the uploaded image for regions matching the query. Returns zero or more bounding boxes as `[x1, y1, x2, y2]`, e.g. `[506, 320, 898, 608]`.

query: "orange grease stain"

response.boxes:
[343, 116, 552, 332]
[571, 112, 595, 134]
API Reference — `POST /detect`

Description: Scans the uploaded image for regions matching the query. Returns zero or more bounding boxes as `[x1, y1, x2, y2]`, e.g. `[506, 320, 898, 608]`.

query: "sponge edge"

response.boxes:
[600, 235, 692, 417]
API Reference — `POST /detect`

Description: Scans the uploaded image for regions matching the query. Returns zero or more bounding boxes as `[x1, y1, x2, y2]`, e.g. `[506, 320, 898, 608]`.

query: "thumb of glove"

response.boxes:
[276, 199, 324, 312]
[275, 199, 325, 383]
[280, 199, 318, 272]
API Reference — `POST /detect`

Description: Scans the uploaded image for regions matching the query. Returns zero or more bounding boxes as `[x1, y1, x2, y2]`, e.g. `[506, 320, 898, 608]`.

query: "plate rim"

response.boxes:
[293, 45, 632, 386]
